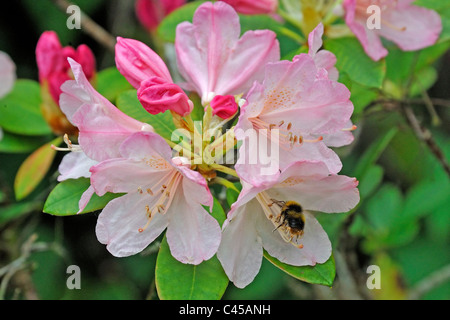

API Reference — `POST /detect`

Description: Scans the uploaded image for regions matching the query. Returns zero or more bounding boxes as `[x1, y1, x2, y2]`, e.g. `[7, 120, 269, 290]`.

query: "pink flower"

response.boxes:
[210, 95, 239, 119]
[235, 53, 354, 186]
[57, 58, 154, 212]
[115, 37, 173, 89]
[307, 23, 339, 81]
[343, 0, 442, 61]
[60, 58, 153, 162]
[91, 131, 221, 263]
[36, 31, 96, 103]
[220, 0, 278, 15]
[135, 0, 186, 31]
[137, 76, 193, 117]
[175, 1, 280, 104]
[217, 160, 360, 288]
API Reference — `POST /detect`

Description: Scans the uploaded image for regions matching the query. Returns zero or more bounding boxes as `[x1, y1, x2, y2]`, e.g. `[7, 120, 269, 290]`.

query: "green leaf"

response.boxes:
[95, 67, 133, 103]
[43, 178, 123, 216]
[324, 37, 386, 88]
[353, 127, 398, 180]
[0, 80, 52, 136]
[14, 137, 62, 201]
[358, 164, 384, 199]
[0, 201, 43, 225]
[0, 131, 51, 154]
[155, 235, 229, 300]
[209, 197, 227, 227]
[116, 90, 177, 140]
[263, 251, 336, 287]
[157, 1, 206, 42]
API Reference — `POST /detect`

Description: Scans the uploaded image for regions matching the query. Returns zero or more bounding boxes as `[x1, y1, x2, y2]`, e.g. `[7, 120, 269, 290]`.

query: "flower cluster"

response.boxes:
[43, 0, 442, 289]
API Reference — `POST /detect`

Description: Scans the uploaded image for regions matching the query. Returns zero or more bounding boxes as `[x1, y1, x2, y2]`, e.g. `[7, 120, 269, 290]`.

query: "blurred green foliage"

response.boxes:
[0, 0, 449, 300]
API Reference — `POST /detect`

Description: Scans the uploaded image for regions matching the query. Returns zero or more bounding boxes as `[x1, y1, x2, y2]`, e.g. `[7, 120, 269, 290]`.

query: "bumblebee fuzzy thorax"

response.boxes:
[256, 193, 306, 248]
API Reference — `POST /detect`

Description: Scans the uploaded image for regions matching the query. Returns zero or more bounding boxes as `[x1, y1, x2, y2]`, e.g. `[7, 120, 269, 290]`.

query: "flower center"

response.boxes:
[137, 169, 182, 233]
[256, 191, 305, 249]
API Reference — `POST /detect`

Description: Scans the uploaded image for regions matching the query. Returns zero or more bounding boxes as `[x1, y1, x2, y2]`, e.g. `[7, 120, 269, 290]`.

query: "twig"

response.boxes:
[408, 264, 450, 300]
[401, 102, 450, 178]
[51, 0, 116, 52]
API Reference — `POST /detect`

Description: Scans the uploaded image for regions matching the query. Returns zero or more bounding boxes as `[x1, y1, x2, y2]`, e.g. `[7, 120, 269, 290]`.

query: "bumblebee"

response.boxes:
[270, 199, 305, 241]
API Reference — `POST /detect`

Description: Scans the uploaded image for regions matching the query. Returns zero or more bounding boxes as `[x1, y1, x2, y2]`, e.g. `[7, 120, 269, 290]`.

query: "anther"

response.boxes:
[298, 244, 304, 249]
[278, 120, 285, 127]
[287, 123, 292, 130]
[147, 188, 153, 195]
[342, 125, 357, 132]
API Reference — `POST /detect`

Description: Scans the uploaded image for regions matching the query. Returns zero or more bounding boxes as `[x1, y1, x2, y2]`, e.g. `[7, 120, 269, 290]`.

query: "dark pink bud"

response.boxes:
[137, 76, 193, 117]
[210, 95, 238, 119]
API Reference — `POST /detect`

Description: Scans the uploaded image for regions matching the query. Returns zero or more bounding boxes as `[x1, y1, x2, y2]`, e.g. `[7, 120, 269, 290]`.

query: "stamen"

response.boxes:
[303, 136, 323, 143]
[51, 134, 82, 152]
[137, 171, 182, 233]
[342, 125, 357, 132]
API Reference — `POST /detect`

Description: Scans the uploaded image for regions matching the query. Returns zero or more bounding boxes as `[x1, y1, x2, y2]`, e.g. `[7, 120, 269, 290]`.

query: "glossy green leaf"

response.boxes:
[263, 252, 336, 287]
[95, 67, 133, 103]
[0, 131, 52, 154]
[43, 177, 123, 216]
[157, 1, 206, 42]
[116, 90, 176, 141]
[0, 79, 51, 136]
[155, 235, 229, 300]
[324, 37, 386, 88]
[14, 137, 62, 201]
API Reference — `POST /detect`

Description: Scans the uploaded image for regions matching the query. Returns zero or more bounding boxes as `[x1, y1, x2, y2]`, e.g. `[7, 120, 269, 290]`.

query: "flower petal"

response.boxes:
[165, 191, 221, 264]
[217, 200, 264, 288]
[57, 151, 97, 182]
[0, 51, 16, 99]
[115, 37, 172, 88]
[257, 211, 332, 265]
[96, 193, 169, 257]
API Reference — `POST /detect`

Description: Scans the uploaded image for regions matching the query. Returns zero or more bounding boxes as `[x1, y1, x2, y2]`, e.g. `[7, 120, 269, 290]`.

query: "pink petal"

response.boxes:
[175, 1, 279, 102]
[343, 0, 388, 61]
[57, 151, 98, 182]
[0, 51, 16, 98]
[210, 95, 238, 119]
[166, 192, 221, 264]
[137, 76, 193, 117]
[217, 200, 264, 288]
[221, 0, 277, 15]
[257, 211, 332, 265]
[115, 37, 172, 89]
[273, 161, 360, 213]
[78, 185, 95, 213]
[90, 158, 171, 196]
[96, 193, 169, 257]
[73, 102, 153, 162]
[59, 58, 112, 125]
[35, 31, 65, 81]
[377, 4, 442, 52]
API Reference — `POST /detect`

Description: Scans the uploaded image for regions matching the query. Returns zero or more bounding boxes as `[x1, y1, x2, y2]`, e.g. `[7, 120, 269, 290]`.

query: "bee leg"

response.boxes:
[272, 214, 286, 232]
[269, 199, 286, 208]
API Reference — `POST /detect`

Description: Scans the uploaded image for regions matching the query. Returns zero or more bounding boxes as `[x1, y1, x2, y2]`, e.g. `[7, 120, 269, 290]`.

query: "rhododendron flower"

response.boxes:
[175, 1, 280, 104]
[217, 160, 359, 288]
[57, 58, 154, 211]
[91, 131, 221, 263]
[210, 95, 239, 119]
[0, 50, 16, 99]
[36, 31, 96, 135]
[307, 23, 339, 81]
[343, 0, 442, 61]
[220, 0, 278, 15]
[137, 77, 193, 117]
[235, 53, 354, 186]
[36, 31, 96, 104]
[135, 0, 186, 31]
